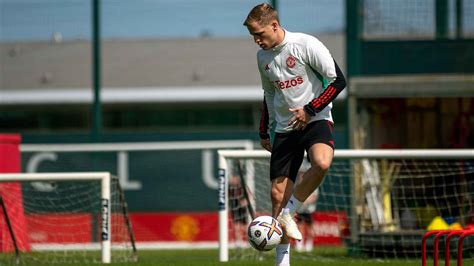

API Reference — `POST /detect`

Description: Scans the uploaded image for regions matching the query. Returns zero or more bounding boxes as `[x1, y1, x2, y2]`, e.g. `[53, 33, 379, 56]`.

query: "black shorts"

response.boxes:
[270, 120, 334, 182]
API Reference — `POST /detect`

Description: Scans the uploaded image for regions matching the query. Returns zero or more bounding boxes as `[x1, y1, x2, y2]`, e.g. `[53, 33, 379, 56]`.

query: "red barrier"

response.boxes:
[445, 230, 464, 266]
[457, 230, 474, 266]
[422, 229, 474, 266]
[433, 230, 452, 266]
[0, 134, 30, 252]
[422, 230, 442, 266]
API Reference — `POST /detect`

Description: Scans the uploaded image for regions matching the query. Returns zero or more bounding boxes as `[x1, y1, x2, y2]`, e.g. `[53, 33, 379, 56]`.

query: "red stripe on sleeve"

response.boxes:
[311, 86, 336, 109]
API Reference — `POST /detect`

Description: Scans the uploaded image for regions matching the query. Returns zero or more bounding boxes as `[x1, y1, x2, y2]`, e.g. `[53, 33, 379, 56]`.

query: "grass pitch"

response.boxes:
[131, 249, 422, 266]
[1, 248, 427, 266]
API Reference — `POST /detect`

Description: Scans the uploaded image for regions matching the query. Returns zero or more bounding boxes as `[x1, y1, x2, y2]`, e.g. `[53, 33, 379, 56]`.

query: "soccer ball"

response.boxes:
[247, 215, 283, 251]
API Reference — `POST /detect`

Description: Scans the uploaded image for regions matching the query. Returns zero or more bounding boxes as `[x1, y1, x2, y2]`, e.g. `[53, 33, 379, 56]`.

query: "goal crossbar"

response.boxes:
[0, 172, 112, 264]
[218, 149, 474, 159]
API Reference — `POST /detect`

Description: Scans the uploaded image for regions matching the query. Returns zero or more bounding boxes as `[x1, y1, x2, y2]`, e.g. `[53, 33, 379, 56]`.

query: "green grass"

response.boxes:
[132, 249, 421, 266]
[0, 248, 429, 266]
[2, 246, 471, 266]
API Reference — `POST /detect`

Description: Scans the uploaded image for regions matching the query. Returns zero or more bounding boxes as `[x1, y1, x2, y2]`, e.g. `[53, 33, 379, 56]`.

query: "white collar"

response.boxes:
[272, 29, 289, 52]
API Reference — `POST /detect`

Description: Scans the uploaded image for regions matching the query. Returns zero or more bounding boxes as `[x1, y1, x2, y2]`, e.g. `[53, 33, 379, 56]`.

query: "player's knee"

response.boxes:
[312, 156, 332, 173]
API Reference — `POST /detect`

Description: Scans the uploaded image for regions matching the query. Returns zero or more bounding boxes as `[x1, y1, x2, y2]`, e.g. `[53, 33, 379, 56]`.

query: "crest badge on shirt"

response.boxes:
[286, 56, 296, 68]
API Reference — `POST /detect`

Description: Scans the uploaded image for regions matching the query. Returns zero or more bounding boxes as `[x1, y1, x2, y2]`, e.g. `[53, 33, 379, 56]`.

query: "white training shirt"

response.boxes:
[257, 29, 337, 133]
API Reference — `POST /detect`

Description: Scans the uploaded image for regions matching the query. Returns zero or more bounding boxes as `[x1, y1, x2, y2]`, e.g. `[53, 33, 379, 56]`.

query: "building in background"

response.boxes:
[0, 0, 473, 257]
[346, 0, 474, 149]
[0, 0, 347, 145]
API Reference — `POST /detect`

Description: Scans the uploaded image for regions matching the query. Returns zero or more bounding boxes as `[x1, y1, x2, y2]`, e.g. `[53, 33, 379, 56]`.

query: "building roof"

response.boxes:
[0, 34, 346, 104]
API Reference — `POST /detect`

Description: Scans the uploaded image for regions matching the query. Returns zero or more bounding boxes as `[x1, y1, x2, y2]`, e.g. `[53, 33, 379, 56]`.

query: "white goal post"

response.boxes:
[0, 172, 112, 264]
[217, 149, 474, 262]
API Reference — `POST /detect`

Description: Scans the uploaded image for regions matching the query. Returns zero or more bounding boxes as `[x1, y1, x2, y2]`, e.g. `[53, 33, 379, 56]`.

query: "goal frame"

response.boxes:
[0, 172, 112, 264]
[217, 149, 474, 262]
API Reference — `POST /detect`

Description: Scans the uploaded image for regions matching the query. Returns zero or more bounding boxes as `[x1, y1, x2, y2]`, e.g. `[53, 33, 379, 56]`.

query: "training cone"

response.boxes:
[449, 222, 463, 230]
[427, 216, 449, 230]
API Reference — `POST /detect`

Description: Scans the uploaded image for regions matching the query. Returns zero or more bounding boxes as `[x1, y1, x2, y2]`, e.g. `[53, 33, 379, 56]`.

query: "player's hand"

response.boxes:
[260, 138, 272, 152]
[288, 107, 309, 130]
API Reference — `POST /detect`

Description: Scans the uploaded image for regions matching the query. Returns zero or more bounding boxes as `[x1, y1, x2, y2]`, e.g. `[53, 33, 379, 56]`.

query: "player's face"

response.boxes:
[246, 20, 278, 50]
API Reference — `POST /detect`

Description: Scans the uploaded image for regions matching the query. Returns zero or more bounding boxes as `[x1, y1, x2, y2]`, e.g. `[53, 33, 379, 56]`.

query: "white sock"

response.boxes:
[285, 195, 302, 216]
[275, 243, 290, 266]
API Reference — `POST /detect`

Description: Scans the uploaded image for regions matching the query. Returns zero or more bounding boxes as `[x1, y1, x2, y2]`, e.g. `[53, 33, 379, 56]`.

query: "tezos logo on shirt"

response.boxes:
[274, 76, 304, 90]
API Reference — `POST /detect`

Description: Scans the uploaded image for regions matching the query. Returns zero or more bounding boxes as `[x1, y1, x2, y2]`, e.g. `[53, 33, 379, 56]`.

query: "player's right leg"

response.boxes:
[269, 133, 304, 265]
[270, 132, 304, 241]
[270, 176, 293, 217]
[271, 179, 301, 240]
[270, 175, 298, 240]
[271, 176, 294, 266]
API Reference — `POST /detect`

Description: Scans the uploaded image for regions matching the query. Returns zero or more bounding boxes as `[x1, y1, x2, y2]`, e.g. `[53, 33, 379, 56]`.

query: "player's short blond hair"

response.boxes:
[243, 3, 280, 27]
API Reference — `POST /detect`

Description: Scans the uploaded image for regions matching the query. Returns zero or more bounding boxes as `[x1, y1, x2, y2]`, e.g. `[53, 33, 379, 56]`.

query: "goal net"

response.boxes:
[0, 172, 137, 265]
[217, 149, 474, 262]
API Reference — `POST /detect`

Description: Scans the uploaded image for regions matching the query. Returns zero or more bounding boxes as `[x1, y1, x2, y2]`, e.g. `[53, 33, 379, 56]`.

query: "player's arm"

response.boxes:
[259, 97, 272, 151]
[304, 60, 346, 116]
[259, 97, 270, 139]
[257, 59, 275, 151]
[303, 39, 347, 116]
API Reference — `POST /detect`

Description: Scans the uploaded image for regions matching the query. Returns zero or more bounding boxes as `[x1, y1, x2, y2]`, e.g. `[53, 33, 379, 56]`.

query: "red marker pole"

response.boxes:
[0, 134, 30, 252]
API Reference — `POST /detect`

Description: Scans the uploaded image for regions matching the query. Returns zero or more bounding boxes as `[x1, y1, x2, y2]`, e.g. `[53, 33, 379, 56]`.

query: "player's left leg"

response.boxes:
[278, 120, 334, 240]
[294, 143, 333, 201]
[288, 120, 334, 211]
